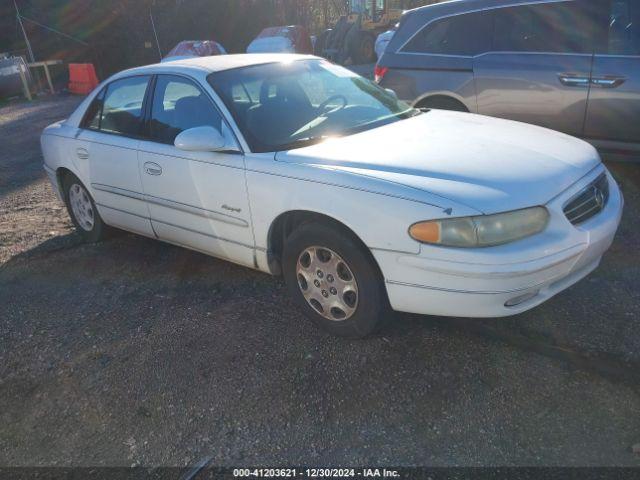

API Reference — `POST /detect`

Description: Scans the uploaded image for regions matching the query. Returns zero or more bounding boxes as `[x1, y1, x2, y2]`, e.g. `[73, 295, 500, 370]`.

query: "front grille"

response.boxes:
[563, 173, 609, 226]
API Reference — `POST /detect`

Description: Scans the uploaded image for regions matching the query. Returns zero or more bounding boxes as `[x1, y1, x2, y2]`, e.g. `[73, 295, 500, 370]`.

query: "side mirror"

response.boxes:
[385, 88, 398, 101]
[174, 126, 229, 152]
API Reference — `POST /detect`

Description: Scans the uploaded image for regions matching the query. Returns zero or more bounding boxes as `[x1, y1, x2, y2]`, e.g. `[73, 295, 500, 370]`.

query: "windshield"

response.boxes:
[207, 59, 419, 152]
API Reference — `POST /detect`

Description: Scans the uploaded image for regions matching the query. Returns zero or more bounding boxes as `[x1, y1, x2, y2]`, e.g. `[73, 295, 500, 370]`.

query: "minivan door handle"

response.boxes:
[558, 74, 590, 87]
[144, 162, 163, 176]
[591, 76, 626, 88]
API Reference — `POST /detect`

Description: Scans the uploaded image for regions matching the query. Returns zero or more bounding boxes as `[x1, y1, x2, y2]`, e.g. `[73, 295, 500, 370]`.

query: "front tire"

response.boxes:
[62, 172, 108, 243]
[283, 221, 388, 338]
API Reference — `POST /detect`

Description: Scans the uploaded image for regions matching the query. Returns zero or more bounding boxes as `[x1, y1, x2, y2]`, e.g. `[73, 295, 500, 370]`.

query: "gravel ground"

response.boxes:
[1, 95, 639, 468]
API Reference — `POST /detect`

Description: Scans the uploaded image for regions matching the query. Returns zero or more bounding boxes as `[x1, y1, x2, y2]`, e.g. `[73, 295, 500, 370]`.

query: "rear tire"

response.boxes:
[62, 172, 108, 243]
[283, 221, 388, 338]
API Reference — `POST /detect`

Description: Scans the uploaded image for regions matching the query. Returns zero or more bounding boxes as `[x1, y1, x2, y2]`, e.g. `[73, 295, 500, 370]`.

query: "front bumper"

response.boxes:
[375, 166, 624, 318]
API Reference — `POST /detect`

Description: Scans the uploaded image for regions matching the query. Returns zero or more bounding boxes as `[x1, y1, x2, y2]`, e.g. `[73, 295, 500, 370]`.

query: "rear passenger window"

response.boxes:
[402, 11, 492, 56]
[493, 3, 596, 54]
[82, 88, 105, 130]
[99, 76, 150, 136]
[607, 0, 640, 55]
[149, 75, 223, 145]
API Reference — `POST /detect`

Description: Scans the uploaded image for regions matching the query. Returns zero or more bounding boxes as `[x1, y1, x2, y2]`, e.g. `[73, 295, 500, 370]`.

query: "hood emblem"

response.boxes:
[593, 186, 605, 209]
[443, 208, 453, 216]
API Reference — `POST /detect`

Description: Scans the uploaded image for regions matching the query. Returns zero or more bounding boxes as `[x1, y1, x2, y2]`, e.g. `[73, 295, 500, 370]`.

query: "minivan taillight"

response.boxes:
[374, 65, 388, 84]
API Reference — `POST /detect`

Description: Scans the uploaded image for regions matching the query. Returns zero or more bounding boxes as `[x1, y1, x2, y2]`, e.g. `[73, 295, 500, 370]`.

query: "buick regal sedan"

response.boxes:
[41, 54, 623, 337]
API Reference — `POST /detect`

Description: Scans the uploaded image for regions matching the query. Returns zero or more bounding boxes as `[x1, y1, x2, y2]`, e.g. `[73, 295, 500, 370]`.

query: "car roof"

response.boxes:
[409, 0, 559, 17]
[118, 53, 317, 78]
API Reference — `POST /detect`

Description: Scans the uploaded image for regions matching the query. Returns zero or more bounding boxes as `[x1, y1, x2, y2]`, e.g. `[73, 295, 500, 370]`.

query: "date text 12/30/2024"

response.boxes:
[233, 469, 401, 478]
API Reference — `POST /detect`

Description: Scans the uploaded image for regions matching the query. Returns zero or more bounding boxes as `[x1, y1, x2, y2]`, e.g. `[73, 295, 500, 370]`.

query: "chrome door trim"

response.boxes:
[96, 203, 259, 250]
[92, 183, 146, 201]
[92, 183, 249, 227]
[144, 194, 249, 227]
[95, 202, 150, 220]
[150, 217, 255, 249]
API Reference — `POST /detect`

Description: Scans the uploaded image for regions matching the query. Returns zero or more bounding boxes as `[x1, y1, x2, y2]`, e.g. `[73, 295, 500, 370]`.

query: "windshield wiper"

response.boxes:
[277, 135, 333, 151]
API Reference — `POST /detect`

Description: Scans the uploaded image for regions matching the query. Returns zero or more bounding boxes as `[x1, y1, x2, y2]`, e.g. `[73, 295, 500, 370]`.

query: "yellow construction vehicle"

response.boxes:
[315, 0, 417, 64]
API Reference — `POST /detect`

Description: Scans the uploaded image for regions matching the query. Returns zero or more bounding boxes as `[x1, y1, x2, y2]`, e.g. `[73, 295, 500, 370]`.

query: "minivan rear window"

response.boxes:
[493, 2, 596, 54]
[607, 0, 640, 55]
[402, 11, 492, 56]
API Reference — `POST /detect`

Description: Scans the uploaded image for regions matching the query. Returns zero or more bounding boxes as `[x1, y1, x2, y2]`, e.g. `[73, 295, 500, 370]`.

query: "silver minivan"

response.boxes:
[377, 0, 640, 159]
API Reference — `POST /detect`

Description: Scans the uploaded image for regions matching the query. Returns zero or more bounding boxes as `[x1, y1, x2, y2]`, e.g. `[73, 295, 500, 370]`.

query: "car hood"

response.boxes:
[275, 110, 601, 214]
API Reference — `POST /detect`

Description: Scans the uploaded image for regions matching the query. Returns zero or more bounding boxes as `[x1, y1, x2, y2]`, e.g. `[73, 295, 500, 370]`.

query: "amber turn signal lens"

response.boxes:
[409, 221, 440, 244]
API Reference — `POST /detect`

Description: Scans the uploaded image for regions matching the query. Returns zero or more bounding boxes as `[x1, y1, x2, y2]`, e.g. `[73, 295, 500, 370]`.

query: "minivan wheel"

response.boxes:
[417, 96, 468, 112]
[62, 172, 108, 243]
[283, 222, 388, 338]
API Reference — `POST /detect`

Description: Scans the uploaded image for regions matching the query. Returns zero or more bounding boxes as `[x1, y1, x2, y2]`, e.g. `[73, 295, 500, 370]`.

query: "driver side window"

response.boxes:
[149, 75, 223, 145]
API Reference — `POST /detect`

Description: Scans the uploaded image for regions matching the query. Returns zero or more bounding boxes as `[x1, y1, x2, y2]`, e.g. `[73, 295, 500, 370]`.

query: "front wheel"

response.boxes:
[283, 222, 388, 337]
[62, 172, 108, 243]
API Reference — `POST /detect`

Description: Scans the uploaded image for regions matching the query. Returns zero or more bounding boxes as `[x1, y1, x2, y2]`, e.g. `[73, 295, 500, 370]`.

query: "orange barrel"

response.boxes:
[68, 63, 99, 95]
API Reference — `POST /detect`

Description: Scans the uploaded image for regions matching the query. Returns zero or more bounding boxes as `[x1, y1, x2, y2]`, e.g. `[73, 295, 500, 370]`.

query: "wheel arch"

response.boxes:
[413, 93, 470, 112]
[55, 167, 75, 196]
[266, 210, 384, 281]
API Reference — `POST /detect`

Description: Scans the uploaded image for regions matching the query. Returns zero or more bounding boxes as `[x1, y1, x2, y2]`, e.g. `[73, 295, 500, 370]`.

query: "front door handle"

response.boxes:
[558, 74, 590, 87]
[591, 76, 626, 88]
[144, 162, 162, 176]
[76, 148, 89, 160]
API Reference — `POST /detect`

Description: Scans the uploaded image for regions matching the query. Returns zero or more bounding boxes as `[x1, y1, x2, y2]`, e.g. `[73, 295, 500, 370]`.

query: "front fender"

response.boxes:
[244, 154, 478, 267]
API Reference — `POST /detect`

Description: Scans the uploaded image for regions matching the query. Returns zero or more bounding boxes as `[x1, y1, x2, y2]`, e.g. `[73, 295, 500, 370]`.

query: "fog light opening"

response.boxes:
[505, 290, 540, 307]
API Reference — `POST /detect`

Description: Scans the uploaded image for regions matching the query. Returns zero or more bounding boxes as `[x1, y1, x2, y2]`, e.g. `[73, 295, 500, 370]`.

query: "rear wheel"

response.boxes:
[283, 222, 388, 337]
[62, 172, 108, 243]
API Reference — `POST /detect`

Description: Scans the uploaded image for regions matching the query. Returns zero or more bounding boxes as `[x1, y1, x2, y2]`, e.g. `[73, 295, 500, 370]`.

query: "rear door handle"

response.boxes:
[558, 74, 590, 87]
[591, 76, 626, 88]
[76, 148, 89, 160]
[144, 162, 162, 176]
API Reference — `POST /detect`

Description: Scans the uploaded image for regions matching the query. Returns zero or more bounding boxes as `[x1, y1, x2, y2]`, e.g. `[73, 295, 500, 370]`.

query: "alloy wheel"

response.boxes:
[296, 246, 359, 321]
[69, 183, 94, 232]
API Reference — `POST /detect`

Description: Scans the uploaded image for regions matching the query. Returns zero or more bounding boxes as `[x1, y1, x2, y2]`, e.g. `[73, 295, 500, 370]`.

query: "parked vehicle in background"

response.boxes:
[316, 0, 411, 65]
[0, 55, 32, 99]
[40, 54, 622, 337]
[375, 25, 398, 59]
[247, 26, 313, 54]
[162, 40, 226, 62]
[377, 0, 640, 160]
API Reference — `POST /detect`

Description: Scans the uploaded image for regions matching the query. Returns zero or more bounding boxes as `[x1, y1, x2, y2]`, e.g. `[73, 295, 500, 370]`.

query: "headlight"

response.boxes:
[409, 207, 549, 248]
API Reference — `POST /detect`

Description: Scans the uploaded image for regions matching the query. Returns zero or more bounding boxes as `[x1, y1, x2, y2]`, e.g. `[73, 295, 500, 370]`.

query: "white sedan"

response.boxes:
[41, 54, 623, 337]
